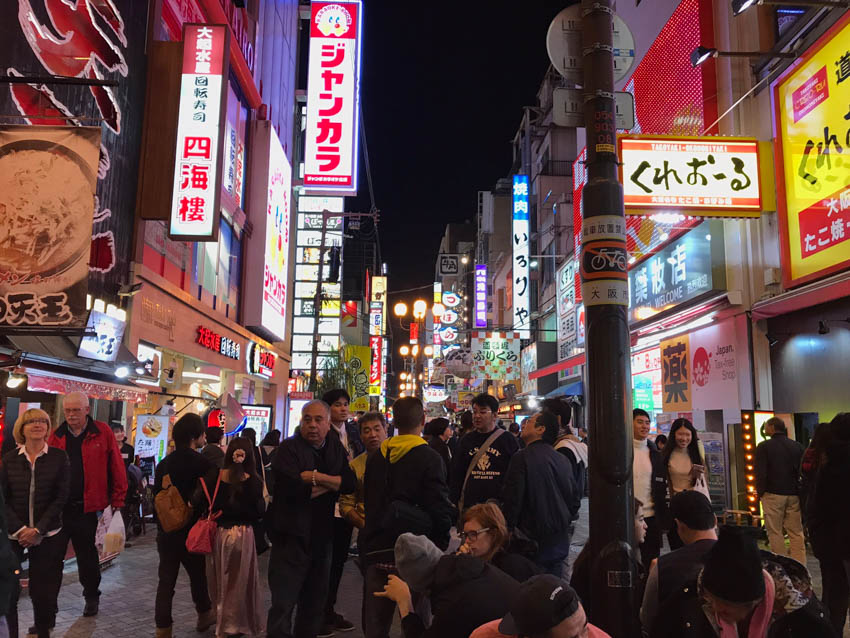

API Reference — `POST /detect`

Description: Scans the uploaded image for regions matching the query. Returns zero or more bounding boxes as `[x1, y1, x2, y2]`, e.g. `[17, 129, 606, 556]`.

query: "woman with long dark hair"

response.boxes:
[196, 437, 266, 637]
[661, 418, 708, 550]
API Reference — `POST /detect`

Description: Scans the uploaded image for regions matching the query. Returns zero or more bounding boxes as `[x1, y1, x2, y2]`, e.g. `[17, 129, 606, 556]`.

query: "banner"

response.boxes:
[343, 345, 371, 411]
[0, 125, 101, 330]
[135, 414, 170, 463]
[660, 334, 691, 412]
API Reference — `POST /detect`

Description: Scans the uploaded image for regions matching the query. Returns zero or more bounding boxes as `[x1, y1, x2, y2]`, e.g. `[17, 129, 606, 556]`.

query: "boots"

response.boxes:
[196, 609, 216, 632]
[155, 627, 172, 638]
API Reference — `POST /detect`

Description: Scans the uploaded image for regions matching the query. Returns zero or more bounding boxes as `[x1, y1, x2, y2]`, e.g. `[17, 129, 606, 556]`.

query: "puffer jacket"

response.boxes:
[0, 446, 70, 535]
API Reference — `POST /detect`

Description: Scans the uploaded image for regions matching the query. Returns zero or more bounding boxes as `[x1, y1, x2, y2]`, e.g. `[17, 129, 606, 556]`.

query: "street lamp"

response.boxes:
[399, 345, 410, 356]
[394, 301, 409, 317]
[412, 299, 428, 320]
[690, 45, 795, 68]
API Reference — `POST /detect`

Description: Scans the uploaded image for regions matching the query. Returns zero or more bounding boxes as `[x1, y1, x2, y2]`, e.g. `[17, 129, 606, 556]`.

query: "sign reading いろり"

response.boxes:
[773, 12, 850, 287]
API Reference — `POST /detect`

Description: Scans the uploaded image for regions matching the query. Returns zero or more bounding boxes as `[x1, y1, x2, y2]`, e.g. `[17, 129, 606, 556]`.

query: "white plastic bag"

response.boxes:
[95, 506, 112, 555]
[103, 509, 126, 556]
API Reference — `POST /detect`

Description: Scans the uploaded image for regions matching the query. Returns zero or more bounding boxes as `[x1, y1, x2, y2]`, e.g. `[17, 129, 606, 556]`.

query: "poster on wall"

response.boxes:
[78, 311, 127, 362]
[135, 414, 170, 463]
[689, 320, 739, 410]
[343, 345, 371, 411]
[240, 404, 273, 439]
[0, 125, 101, 331]
[520, 343, 538, 395]
[660, 334, 691, 412]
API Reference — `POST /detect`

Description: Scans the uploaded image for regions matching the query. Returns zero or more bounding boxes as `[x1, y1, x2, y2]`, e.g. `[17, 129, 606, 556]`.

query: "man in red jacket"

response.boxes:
[49, 391, 127, 617]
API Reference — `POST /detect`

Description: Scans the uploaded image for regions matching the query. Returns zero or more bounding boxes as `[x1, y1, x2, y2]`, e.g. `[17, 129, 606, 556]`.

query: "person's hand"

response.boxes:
[374, 574, 413, 617]
[300, 470, 316, 485]
[457, 541, 471, 555]
[18, 528, 41, 548]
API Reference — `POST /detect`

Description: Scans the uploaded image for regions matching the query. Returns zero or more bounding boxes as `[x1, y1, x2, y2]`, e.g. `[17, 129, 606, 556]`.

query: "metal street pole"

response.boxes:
[580, 0, 638, 635]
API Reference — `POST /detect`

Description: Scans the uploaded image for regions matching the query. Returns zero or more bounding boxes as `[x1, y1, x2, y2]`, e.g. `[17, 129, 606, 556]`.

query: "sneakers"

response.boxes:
[196, 609, 216, 632]
[82, 597, 99, 617]
[328, 612, 355, 632]
[317, 627, 335, 638]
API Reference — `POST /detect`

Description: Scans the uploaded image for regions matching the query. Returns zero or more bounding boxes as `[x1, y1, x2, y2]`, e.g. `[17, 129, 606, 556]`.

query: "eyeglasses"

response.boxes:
[23, 418, 49, 425]
[459, 528, 490, 542]
[64, 408, 85, 413]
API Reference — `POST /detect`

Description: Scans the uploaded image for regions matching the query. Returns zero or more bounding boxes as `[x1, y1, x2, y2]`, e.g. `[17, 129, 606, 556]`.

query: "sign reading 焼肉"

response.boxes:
[512, 176, 531, 338]
[169, 24, 229, 242]
[619, 135, 763, 216]
[303, 1, 362, 193]
[773, 12, 850, 287]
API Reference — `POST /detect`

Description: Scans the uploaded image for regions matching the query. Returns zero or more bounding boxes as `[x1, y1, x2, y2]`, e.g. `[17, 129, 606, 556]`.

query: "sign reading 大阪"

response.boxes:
[470, 331, 521, 381]
[619, 135, 763, 216]
[628, 221, 724, 323]
[169, 24, 229, 241]
[512, 176, 531, 338]
[773, 12, 850, 287]
[303, 1, 362, 193]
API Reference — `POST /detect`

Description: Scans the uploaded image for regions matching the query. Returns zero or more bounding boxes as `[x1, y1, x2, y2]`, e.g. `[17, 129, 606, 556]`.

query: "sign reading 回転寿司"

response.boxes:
[169, 24, 229, 242]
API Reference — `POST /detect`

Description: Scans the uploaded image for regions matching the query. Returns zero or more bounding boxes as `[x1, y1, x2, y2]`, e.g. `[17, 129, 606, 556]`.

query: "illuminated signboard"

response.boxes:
[512, 175, 531, 338]
[619, 136, 763, 215]
[247, 342, 276, 379]
[241, 405, 273, 439]
[773, 12, 850, 287]
[371, 275, 387, 334]
[169, 24, 229, 241]
[197, 326, 240, 360]
[245, 121, 292, 340]
[474, 264, 487, 328]
[303, 1, 362, 193]
[78, 310, 126, 362]
[369, 335, 383, 394]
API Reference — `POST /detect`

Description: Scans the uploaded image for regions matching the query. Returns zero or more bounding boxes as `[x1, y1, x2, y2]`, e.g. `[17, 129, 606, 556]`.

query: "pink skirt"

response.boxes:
[207, 525, 266, 637]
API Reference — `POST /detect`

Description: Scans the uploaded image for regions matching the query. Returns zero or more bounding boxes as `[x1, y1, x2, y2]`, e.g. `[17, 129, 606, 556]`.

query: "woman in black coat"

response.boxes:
[0, 408, 70, 638]
[424, 418, 452, 473]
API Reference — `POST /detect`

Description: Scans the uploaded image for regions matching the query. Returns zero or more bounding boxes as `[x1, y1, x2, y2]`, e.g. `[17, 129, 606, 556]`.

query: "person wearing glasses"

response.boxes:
[1, 408, 70, 638]
[458, 503, 540, 583]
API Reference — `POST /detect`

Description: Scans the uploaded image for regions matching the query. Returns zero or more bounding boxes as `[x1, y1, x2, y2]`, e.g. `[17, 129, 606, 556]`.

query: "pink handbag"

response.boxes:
[186, 473, 222, 555]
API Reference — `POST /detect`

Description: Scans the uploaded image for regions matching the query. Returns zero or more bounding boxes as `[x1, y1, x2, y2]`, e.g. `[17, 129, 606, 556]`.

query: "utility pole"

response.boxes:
[580, 0, 638, 635]
[308, 209, 379, 393]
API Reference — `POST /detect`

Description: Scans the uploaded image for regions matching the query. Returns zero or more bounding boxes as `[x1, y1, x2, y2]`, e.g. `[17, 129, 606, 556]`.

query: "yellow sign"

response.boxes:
[660, 334, 691, 412]
[618, 135, 773, 218]
[774, 12, 850, 287]
[343, 345, 371, 412]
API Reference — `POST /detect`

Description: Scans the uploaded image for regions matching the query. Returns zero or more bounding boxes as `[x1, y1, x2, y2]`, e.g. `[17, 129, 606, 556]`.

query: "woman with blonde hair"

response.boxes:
[0, 408, 70, 638]
[459, 503, 539, 582]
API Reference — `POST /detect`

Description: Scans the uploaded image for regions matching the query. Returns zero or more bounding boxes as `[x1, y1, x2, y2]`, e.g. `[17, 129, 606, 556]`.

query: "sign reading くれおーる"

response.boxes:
[169, 24, 229, 242]
[773, 12, 850, 287]
[470, 331, 521, 381]
[303, 1, 362, 193]
[619, 135, 763, 215]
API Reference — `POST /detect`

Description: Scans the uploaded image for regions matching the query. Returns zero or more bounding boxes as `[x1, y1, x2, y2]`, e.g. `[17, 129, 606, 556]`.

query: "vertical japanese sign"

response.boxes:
[343, 345, 371, 411]
[773, 12, 850, 287]
[0, 126, 100, 330]
[660, 334, 691, 412]
[369, 335, 383, 395]
[169, 24, 229, 241]
[371, 275, 387, 334]
[580, 214, 630, 307]
[303, 1, 362, 193]
[512, 175, 531, 338]
[556, 260, 577, 361]
[474, 264, 488, 328]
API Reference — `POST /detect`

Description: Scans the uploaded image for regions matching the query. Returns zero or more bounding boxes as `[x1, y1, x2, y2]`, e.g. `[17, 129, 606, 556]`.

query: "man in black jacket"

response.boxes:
[361, 397, 453, 638]
[632, 408, 669, 570]
[501, 410, 579, 576]
[200, 426, 225, 468]
[152, 413, 216, 638]
[755, 416, 805, 564]
[267, 400, 356, 638]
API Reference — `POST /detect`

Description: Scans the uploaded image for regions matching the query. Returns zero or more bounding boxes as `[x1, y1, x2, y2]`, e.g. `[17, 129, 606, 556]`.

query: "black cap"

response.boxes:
[702, 527, 765, 603]
[671, 490, 716, 531]
[499, 575, 580, 635]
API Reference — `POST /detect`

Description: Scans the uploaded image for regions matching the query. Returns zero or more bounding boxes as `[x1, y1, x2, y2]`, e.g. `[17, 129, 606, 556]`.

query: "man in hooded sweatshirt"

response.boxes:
[360, 397, 453, 638]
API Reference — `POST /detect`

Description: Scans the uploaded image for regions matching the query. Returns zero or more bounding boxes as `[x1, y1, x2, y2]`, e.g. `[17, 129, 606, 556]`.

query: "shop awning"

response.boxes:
[24, 368, 148, 403]
[545, 380, 584, 399]
[528, 351, 587, 380]
[751, 270, 850, 320]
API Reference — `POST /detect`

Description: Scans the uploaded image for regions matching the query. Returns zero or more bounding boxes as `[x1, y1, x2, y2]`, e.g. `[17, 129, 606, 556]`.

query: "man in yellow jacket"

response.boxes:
[339, 413, 388, 530]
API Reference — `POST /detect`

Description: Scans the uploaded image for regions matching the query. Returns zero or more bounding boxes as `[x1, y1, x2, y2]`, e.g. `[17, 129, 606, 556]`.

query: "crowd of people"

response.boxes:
[0, 390, 847, 638]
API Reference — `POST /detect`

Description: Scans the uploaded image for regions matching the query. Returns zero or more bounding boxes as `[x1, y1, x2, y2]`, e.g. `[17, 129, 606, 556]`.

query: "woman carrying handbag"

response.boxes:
[192, 438, 266, 637]
[661, 418, 710, 551]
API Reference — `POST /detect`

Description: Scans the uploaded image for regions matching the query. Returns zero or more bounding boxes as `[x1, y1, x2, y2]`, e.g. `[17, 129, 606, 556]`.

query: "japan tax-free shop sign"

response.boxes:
[773, 12, 850, 288]
[169, 24, 229, 242]
[303, 1, 362, 193]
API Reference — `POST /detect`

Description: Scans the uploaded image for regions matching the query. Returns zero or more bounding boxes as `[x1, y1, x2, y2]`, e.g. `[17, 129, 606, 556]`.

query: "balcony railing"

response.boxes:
[537, 160, 573, 177]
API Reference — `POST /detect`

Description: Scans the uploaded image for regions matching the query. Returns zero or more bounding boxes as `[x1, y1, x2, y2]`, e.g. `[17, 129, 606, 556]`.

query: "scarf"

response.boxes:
[716, 571, 775, 638]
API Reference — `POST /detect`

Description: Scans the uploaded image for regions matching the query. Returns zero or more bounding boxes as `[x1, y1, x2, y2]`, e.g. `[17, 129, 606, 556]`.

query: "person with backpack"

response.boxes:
[152, 413, 216, 638]
[543, 398, 588, 512]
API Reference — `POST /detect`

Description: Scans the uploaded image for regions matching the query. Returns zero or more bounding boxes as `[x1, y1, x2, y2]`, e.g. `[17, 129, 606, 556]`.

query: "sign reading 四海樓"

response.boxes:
[512, 176, 531, 338]
[773, 11, 850, 287]
[619, 135, 763, 216]
[303, 1, 362, 193]
[169, 24, 229, 241]
[628, 221, 724, 323]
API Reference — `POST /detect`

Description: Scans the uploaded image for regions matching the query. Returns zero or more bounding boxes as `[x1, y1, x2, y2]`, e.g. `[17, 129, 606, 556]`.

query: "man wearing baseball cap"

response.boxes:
[471, 575, 611, 638]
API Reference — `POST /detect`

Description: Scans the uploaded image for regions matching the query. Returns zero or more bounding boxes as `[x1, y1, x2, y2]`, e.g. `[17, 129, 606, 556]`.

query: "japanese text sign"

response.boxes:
[247, 342, 276, 379]
[474, 264, 488, 328]
[471, 331, 521, 381]
[240, 405, 273, 439]
[369, 335, 383, 387]
[512, 175, 531, 338]
[197, 325, 240, 360]
[169, 24, 229, 241]
[628, 221, 723, 323]
[773, 12, 850, 287]
[303, 1, 362, 193]
[619, 135, 762, 216]
[660, 334, 691, 411]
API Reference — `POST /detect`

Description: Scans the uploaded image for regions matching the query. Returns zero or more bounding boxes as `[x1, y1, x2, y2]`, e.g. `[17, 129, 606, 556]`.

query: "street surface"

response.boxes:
[15, 501, 847, 637]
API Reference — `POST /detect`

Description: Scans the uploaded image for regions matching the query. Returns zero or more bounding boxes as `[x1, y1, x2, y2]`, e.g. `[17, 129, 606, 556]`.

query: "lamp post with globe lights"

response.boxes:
[394, 300, 441, 400]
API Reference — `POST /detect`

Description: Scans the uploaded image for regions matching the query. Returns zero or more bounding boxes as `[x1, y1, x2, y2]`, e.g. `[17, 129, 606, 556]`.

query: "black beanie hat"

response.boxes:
[702, 526, 765, 603]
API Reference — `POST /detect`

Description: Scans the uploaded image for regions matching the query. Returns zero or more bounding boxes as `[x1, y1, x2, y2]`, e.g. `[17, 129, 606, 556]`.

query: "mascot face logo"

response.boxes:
[692, 347, 711, 387]
[315, 5, 353, 38]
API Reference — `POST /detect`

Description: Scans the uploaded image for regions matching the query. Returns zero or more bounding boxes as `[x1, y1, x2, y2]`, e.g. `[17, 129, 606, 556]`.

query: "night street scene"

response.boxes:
[1, 0, 849, 637]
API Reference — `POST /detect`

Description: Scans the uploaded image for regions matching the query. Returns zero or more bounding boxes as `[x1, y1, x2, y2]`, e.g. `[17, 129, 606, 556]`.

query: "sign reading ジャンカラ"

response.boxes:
[0, 125, 101, 331]
[773, 12, 850, 287]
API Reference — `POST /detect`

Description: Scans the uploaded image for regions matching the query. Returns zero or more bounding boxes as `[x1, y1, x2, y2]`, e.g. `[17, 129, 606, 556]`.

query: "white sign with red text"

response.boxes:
[170, 24, 229, 241]
[303, 1, 362, 193]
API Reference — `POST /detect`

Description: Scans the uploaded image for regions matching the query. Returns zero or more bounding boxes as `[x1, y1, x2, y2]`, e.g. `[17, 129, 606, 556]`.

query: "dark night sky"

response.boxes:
[349, 2, 570, 294]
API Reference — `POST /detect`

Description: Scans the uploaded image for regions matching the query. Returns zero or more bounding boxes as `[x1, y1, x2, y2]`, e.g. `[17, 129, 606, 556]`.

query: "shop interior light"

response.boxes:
[115, 365, 130, 379]
[530, 260, 539, 269]
[5, 373, 26, 389]
[195, 400, 208, 412]
[690, 45, 796, 68]
[182, 371, 221, 381]
[528, 397, 538, 408]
